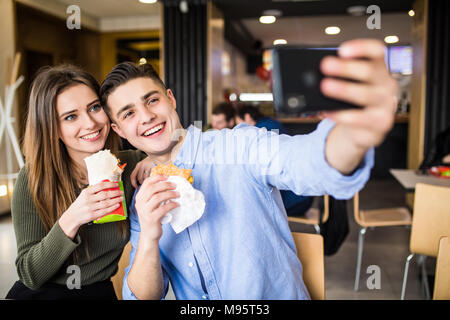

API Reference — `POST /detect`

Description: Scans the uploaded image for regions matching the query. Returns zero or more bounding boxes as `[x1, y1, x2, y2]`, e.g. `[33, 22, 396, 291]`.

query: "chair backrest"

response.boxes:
[111, 242, 132, 300]
[410, 183, 450, 256]
[433, 237, 450, 300]
[322, 195, 330, 223]
[353, 192, 363, 226]
[291, 232, 325, 300]
[287, 195, 330, 225]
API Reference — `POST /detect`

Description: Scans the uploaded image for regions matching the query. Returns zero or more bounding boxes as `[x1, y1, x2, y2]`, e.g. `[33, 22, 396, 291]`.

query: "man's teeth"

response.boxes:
[81, 131, 100, 140]
[143, 124, 164, 136]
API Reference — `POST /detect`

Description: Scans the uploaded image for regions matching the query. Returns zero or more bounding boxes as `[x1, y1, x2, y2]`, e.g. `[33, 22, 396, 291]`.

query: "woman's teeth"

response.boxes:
[143, 124, 164, 136]
[81, 130, 100, 140]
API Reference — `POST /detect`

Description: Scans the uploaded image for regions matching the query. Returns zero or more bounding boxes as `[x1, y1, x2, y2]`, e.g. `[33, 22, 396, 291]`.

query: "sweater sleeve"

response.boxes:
[11, 168, 81, 290]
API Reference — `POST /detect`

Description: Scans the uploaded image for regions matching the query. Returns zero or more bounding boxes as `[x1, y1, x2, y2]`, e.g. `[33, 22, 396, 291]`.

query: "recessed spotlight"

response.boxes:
[139, 0, 157, 4]
[408, 10, 415, 17]
[259, 16, 276, 24]
[384, 35, 399, 44]
[139, 57, 147, 65]
[273, 39, 287, 45]
[325, 26, 341, 35]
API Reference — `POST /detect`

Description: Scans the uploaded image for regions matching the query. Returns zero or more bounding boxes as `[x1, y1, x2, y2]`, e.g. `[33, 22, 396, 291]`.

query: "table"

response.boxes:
[390, 169, 450, 192]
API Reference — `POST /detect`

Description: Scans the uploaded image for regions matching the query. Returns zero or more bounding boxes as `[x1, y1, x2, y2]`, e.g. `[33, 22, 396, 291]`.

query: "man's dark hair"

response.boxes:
[237, 104, 264, 122]
[212, 102, 236, 122]
[100, 62, 166, 119]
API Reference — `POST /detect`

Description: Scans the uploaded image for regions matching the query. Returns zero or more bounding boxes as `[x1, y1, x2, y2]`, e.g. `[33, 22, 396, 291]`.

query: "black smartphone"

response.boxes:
[271, 46, 361, 115]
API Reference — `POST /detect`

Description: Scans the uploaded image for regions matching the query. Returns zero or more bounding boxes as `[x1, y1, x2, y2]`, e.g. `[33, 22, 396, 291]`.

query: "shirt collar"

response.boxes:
[173, 124, 202, 170]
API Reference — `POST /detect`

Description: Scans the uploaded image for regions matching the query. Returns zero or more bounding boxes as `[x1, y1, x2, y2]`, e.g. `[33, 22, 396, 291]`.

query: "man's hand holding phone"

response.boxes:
[320, 39, 398, 174]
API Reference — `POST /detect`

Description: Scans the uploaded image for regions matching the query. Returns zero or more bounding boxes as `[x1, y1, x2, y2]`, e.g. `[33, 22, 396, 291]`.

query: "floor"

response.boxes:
[0, 178, 427, 300]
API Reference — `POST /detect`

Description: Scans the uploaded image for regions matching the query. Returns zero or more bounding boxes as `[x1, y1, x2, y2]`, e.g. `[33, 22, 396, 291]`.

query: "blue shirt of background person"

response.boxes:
[236, 105, 314, 216]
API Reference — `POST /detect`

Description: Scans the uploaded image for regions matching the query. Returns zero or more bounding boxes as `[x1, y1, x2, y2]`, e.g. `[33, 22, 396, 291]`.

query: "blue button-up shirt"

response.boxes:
[123, 119, 374, 300]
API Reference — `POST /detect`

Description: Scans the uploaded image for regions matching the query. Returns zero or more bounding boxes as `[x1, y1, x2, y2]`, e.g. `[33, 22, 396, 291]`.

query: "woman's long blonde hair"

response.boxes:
[23, 65, 123, 259]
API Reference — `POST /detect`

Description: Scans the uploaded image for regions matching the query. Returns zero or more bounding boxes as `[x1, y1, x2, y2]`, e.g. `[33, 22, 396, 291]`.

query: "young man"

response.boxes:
[211, 102, 236, 130]
[100, 39, 398, 300]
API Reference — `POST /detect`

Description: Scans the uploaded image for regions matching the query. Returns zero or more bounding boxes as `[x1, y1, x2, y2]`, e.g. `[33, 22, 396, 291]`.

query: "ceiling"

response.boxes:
[47, 0, 414, 56]
[242, 13, 412, 49]
[214, 0, 414, 56]
[55, 0, 160, 18]
[213, 0, 414, 19]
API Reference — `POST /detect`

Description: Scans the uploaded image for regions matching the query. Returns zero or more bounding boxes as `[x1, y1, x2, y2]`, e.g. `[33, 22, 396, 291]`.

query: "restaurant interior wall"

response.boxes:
[0, 0, 17, 214]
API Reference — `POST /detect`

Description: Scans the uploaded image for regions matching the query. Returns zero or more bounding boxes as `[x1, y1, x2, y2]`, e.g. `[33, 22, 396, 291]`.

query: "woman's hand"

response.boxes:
[59, 181, 124, 239]
[130, 157, 154, 188]
[134, 175, 179, 244]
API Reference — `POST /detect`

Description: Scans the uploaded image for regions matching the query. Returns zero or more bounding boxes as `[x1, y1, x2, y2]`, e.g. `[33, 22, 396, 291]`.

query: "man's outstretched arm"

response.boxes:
[320, 39, 398, 175]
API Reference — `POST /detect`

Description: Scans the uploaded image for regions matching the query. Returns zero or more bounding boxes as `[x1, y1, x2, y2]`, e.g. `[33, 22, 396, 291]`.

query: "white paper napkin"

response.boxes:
[84, 150, 122, 185]
[161, 176, 206, 234]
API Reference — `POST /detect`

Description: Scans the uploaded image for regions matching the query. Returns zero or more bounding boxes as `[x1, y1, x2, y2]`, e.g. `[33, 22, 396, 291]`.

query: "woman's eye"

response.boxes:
[89, 104, 101, 112]
[64, 114, 76, 121]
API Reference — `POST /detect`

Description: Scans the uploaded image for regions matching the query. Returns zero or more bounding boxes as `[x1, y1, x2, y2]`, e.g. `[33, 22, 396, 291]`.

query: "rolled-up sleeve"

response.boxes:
[122, 191, 170, 300]
[244, 118, 374, 199]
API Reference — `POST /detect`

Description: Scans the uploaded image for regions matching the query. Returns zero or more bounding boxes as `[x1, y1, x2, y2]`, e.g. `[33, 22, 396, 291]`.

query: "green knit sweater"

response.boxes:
[11, 150, 145, 290]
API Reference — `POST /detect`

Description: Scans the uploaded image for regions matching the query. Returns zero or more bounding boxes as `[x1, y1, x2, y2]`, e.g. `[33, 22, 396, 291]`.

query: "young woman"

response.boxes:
[6, 65, 152, 300]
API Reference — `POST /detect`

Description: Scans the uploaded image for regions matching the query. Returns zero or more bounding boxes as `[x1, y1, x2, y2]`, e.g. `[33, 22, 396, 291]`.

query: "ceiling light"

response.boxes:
[384, 35, 399, 44]
[139, 57, 147, 65]
[259, 16, 276, 24]
[139, 0, 157, 3]
[239, 93, 273, 102]
[408, 10, 415, 17]
[273, 39, 287, 45]
[325, 26, 340, 35]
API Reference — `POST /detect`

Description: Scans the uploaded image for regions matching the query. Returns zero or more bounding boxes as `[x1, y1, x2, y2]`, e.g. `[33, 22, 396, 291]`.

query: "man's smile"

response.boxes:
[142, 122, 166, 137]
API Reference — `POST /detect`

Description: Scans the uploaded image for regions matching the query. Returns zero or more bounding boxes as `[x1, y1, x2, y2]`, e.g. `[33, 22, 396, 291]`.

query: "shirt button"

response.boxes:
[202, 295, 208, 299]
[188, 262, 194, 268]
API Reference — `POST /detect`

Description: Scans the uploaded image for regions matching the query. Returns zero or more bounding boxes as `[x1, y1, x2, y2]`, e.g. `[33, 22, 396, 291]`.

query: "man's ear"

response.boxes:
[166, 89, 177, 109]
[111, 122, 126, 139]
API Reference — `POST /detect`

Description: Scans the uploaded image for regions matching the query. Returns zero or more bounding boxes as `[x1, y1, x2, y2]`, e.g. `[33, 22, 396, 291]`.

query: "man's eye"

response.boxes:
[123, 111, 134, 119]
[147, 98, 159, 105]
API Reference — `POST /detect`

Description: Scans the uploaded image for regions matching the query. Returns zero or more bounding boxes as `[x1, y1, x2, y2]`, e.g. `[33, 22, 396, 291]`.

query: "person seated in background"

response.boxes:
[419, 125, 450, 172]
[211, 102, 236, 130]
[236, 104, 313, 217]
[235, 104, 287, 134]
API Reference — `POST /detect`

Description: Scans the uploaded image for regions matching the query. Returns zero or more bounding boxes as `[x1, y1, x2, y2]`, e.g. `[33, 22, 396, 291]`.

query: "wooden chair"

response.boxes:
[433, 237, 450, 300]
[115, 236, 325, 300]
[291, 232, 325, 300]
[353, 192, 412, 291]
[288, 195, 329, 234]
[401, 184, 450, 299]
[111, 242, 132, 300]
